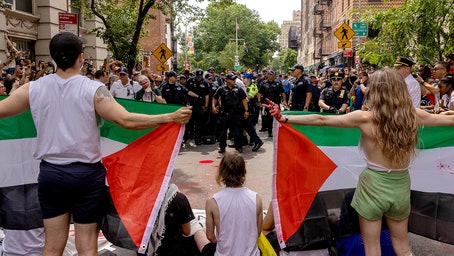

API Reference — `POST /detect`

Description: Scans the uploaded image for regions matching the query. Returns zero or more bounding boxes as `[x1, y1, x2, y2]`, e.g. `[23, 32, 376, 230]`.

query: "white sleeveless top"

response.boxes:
[213, 187, 260, 256]
[29, 74, 104, 165]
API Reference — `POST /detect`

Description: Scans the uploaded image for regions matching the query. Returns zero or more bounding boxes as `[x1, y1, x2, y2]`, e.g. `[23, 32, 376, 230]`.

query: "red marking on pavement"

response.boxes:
[199, 160, 214, 164]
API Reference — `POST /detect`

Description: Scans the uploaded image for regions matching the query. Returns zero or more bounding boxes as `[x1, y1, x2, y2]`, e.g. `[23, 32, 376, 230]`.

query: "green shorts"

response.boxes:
[351, 168, 411, 221]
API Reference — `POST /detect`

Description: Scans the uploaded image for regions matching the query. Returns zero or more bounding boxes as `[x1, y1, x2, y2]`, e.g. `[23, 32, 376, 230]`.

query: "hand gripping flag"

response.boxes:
[272, 114, 454, 251]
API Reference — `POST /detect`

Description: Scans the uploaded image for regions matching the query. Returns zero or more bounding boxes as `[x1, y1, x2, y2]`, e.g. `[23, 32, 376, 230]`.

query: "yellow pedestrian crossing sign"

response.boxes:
[156, 64, 169, 71]
[334, 23, 355, 42]
[153, 43, 173, 63]
[338, 41, 352, 49]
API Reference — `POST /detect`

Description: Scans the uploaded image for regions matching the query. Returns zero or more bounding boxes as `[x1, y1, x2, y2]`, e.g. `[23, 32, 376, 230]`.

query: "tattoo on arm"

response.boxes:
[95, 86, 114, 103]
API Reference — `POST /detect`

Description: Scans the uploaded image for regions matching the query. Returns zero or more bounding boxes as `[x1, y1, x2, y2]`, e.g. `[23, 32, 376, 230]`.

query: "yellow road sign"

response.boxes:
[334, 23, 355, 42]
[156, 64, 169, 71]
[338, 41, 352, 49]
[153, 43, 173, 63]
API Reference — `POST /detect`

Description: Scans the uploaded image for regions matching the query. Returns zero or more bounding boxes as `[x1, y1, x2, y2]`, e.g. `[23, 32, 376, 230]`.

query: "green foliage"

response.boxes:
[186, 3, 280, 72]
[358, 0, 454, 67]
[280, 48, 298, 74]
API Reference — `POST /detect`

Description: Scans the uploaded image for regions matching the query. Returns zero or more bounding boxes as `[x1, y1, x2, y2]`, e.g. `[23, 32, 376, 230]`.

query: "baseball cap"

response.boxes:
[166, 70, 178, 77]
[204, 73, 212, 79]
[226, 72, 238, 80]
[207, 67, 215, 72]
[394, 57, 415, 67]
[268, 70, 276, 75]
[290, 64, 304, 71]
[49, 32, 86, 70]
[118, 67, 128, 74]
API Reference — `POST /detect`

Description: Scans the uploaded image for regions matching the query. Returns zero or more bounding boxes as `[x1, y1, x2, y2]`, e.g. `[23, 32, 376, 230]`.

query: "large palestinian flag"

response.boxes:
[272, 113, 454, 251]
[0, 96, 184, 254]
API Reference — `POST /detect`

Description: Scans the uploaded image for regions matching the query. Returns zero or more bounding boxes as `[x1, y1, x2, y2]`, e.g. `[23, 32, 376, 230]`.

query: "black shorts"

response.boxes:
[38, 160, 107, 224]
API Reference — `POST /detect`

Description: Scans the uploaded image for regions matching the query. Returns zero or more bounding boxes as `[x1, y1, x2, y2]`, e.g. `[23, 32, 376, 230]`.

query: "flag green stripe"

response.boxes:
[0, 96, 182, 144]
[286, 111, 454, 149]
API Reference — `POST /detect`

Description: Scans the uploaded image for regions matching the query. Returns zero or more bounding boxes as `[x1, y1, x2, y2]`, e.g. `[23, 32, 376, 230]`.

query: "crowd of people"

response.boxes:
[2, 30, 454, 256]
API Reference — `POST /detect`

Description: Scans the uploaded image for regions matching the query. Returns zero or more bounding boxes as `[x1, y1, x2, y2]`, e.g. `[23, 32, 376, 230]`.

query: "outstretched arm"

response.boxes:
[94, 86, 191, 129]
[418, 108, 454, 126]
[0, 83, 30, 118]
[263, 98, 369, 128]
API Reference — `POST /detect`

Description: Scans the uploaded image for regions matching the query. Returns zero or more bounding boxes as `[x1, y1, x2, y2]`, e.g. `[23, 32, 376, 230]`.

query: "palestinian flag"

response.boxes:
[272, 114, 454, 251]
[0, 96, 184, 254]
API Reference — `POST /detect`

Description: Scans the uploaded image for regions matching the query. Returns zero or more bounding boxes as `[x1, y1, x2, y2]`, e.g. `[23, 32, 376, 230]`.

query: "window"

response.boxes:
[5, 0, 33, 14]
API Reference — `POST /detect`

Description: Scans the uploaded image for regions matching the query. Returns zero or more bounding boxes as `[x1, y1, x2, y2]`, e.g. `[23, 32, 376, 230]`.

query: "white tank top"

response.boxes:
[29, 74, 104, 164]
[213, 187, 260, 256]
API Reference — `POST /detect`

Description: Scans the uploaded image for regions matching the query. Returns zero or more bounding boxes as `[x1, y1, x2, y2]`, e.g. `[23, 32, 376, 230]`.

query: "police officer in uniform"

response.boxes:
[288, 64, 312, 112]
[161, 71, 189, 105]
[185, 69, 210, 145]
[212, 72, 249, 153]
[318, 71, 350, 114]
[257, 70, 287, 137]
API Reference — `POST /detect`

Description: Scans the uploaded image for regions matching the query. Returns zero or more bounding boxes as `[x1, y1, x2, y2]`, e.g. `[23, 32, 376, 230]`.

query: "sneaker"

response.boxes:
[228, 143, 236, 148]
[252, 141, 264, 152]
[218, 147, 226, 153]
[235, 148, 243, 153]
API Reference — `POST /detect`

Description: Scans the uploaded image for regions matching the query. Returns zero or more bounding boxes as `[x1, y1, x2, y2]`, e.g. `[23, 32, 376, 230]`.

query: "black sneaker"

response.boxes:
[228, 143, 236, 148]
[252, 141, 264, 152]
[218, 147, 226, 153]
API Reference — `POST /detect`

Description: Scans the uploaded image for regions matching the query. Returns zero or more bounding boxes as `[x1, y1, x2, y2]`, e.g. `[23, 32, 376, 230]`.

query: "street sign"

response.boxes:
[58, 12, 78, 36]
[352, 22, 368, 37]
[153, 43, 173, 63]
[156, 64, 169, 71]
[338, 41, 352, 49]
[234, 65, 241, 71]
[355, 55, 361, 64]
[334, 23, 355, 42]
[343, 49, 353, 57]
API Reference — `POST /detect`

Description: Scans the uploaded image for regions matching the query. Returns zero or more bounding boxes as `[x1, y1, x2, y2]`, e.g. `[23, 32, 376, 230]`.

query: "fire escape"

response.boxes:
[312, 0, 332, 64]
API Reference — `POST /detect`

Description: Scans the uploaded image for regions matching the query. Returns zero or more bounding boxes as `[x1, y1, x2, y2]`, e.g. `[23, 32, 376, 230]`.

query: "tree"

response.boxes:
[188, 3, 280, 72]
[357, 0, 454, 67]
[280, 48, 298, 74]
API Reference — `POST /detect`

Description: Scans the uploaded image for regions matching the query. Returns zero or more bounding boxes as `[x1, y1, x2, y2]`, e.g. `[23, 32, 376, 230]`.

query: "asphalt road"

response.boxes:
[105, 134, 454, 255]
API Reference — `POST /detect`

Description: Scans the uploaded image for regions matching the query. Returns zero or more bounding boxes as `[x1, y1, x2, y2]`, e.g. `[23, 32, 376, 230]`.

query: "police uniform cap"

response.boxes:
[195, 69, 204, 77]
[268, 70, 276, 75]
[204, 73, 212, 79]
[330, 72, 345, 79]
[207, 67, 215, 72]
[290, 64, 304, 71]
[394, 57, 415, 67]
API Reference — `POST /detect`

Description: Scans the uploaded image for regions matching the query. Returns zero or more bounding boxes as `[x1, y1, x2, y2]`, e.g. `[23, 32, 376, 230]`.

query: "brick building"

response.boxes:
[279, 10, 301, 51]
[0, 1, 170, 74]
[299, 0, 405, 73]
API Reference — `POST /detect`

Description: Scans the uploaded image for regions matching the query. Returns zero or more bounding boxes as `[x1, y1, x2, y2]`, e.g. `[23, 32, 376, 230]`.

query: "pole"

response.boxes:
[235, 17, 239, 57]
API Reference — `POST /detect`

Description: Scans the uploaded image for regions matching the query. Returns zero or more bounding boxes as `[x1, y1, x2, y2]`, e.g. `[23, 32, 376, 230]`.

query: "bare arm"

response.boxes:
[418, 108, 454, 126]
[94, 86, 191, 129]
[205, 198, 218, 243]
[277, 109, 370, 128]
[304, 92, 312, 111]
[0, 83, 30, 118]
[181, 222, 191, 237]
[262, 202, 274, 232]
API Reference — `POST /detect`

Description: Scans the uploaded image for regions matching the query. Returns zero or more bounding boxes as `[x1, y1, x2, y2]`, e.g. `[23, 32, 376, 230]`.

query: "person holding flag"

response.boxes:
[264, 68, 454, 256]
[0, 32, 192, 256]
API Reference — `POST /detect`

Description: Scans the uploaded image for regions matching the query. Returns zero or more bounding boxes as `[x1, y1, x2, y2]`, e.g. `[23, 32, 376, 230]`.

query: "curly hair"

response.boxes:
[216, 152, 246, 187]
[364, 68, 418, 165]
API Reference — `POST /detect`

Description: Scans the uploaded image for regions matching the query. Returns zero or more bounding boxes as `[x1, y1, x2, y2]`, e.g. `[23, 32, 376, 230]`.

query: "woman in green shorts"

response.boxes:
[264, 68, 454, 256]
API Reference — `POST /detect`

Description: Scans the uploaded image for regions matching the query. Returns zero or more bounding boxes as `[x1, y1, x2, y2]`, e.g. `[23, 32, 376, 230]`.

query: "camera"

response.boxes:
[47, 61, 54, 67]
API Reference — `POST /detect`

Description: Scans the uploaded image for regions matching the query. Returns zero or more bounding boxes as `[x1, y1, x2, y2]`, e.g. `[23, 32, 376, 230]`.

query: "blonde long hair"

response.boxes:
[364, 68, 418, 165]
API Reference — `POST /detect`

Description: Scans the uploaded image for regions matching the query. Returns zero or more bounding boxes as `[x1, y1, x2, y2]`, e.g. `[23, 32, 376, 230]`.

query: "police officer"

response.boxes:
[185, 69, 210, 145]
[212, 72, 249, 153]
[288, 64, 312, 112]
[161, 71, 190, 105]
[318, 71, 350, 114]
[257, 70, 287, 137]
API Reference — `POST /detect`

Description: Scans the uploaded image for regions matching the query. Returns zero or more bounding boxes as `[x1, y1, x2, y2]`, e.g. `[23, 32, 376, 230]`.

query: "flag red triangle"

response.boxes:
[103, 123, 182, 249]
[274, 123, 337, 246]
